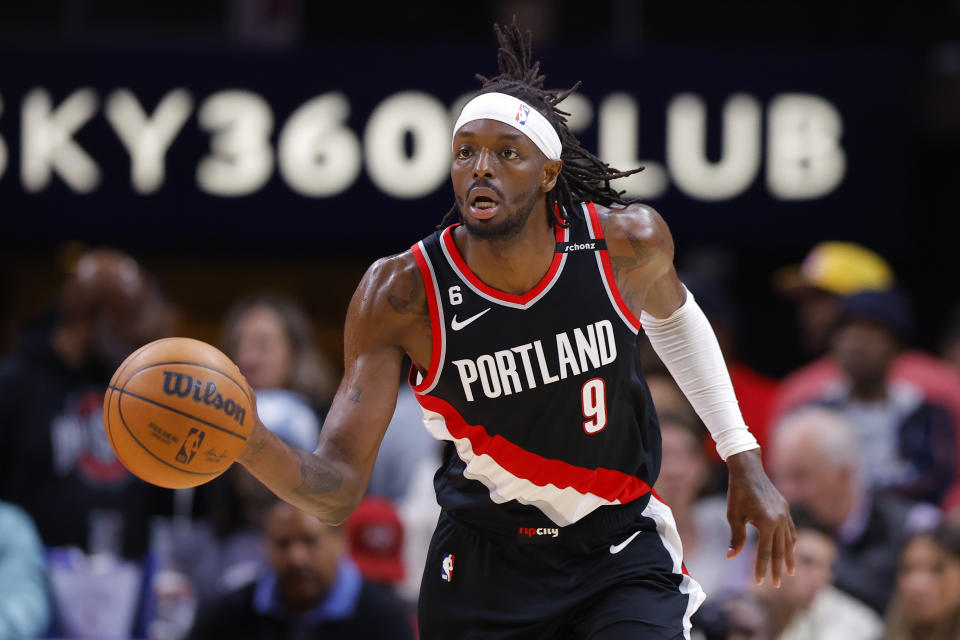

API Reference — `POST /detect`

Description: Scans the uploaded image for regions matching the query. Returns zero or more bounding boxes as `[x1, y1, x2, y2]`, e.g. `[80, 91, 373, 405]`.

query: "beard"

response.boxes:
[458, 183, 541, 242]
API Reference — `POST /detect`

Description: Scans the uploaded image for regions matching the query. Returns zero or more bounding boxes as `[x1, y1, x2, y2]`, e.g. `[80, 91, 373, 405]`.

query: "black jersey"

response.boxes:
[410, 202, 661, 531]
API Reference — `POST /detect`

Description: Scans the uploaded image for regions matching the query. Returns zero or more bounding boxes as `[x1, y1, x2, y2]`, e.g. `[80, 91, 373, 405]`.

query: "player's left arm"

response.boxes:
[601, 203, 795, 587]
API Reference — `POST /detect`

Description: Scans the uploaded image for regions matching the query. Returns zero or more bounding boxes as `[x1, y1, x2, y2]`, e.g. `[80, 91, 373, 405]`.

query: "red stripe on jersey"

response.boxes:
[441, 224, 567, 306]
[411, 243, 442, 393]
[416, 393, 653, 505]
[586, 202, 643, 331]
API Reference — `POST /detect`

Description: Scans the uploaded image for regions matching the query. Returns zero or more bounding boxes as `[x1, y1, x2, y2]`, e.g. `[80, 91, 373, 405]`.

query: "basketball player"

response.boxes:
[237, 22, 795, 639]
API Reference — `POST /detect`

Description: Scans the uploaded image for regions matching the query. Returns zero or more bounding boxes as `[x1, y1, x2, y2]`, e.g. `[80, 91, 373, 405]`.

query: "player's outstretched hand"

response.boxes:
[725, 448, 796, 587]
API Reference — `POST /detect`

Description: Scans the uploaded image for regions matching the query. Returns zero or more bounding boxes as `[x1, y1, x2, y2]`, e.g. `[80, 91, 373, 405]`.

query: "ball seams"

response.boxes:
[115, 389, 224, 476]
[103, 338, 253, 488]
[115, 388, 224, 481]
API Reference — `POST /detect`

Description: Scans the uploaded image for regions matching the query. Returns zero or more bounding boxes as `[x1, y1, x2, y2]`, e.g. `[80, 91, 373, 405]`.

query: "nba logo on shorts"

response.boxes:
[516, 103, 530, 125]
[441, 554, 455, 582]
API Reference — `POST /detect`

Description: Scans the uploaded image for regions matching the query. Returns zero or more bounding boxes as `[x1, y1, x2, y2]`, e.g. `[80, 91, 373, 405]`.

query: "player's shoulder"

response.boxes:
[354, 249, 427, 319]
[594, 202, 672, 255]
[364, 249, 420, 288]
[347, 248, 430, 352]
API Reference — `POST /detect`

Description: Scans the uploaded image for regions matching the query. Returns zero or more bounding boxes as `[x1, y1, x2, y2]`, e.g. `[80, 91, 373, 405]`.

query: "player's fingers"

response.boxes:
[771, 526, 785, 588]
[785, 505, 797, 576]
[728, 516, 747, 558]
[754, 524, 773, 585]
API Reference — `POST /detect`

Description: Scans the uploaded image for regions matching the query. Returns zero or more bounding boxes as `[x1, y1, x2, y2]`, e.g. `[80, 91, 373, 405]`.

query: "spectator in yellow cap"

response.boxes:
[771, 242, 960, 508]
[774, 241, 894, 356]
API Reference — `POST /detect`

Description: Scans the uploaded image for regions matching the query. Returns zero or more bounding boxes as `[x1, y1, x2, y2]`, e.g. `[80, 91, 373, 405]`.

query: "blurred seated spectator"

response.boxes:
[884, 524, 960, 640]
[0, 501, 50, 638]
[188, 501, 413, 640]
[343, 496, 405, 588]
[774, 240, 894, 358]
[772, 244, 960, 506]
[820, 290, 955, 504]
[654, 412, 751, 597]
[46, 546, 142, 639]
[646, 371, 697, 425]
[172, 295, 330, 601]
[724, 592, 773, 640]
[170, 468, 274, 604]
[221, 293, 337, 418]
[255, 389, 321, 454]
[754, 505, 882, 640]
[171, 402, 322, 604]
[0, 248, 176, 558]
[691, 591, 773, 640]
[769, 406, 940, 613]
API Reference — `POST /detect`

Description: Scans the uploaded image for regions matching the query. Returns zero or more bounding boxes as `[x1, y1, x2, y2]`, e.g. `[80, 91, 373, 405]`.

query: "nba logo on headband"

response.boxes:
[453, 92, 562, 161]
[516, 103, 530, 125]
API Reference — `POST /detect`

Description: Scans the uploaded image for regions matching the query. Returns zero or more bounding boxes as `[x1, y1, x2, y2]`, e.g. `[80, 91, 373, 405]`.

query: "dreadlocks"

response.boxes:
[440, 20, 643, 229]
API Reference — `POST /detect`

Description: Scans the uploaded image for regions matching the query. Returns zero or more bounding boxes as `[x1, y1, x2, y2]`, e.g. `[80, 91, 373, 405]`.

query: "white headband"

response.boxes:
[452, 92, 562, 161]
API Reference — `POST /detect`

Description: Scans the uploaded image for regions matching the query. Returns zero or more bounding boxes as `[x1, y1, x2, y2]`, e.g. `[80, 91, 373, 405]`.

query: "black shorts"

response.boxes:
[418, 494, 705, 640]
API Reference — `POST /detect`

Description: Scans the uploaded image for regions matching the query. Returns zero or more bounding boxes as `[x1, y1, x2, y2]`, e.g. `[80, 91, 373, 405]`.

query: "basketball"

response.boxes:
[103, 337, 255, 489]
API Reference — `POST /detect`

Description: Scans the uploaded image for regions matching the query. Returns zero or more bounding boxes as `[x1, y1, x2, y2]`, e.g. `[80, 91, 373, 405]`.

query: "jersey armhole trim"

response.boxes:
[410, 242, 445, 394]
[583, 202, 643, 333]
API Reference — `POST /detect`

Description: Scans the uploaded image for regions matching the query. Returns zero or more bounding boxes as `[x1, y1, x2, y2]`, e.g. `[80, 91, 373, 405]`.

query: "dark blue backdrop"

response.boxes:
[0, 46, 914, 256]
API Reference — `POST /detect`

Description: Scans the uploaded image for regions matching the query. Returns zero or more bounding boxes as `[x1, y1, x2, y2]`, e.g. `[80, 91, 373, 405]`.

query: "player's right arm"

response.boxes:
[236, 250, 432, 524]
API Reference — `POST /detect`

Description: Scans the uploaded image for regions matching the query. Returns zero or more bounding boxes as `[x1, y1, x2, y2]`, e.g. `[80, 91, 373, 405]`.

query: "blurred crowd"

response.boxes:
[2, 240, 960, 640]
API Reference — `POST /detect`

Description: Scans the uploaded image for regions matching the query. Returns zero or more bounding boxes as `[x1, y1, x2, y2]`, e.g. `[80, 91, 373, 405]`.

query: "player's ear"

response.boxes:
[541, 160, 562, 193]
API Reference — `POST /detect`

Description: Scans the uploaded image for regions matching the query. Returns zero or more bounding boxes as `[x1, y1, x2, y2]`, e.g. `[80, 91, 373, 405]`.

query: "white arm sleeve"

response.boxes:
[640, 287, 759, 461]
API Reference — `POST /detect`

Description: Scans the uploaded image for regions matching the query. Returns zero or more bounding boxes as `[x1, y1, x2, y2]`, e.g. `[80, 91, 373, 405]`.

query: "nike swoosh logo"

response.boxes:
[451, 308, 491, 331]
[609, 531, 642, 554]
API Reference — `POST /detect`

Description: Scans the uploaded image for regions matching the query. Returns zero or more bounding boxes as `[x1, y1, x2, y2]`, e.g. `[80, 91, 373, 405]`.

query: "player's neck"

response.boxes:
[456, 209, 556, 296]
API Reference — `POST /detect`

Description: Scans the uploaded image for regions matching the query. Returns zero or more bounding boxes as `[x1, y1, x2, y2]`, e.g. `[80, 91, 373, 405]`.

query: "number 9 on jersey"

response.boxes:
[581, 378, 607, 434]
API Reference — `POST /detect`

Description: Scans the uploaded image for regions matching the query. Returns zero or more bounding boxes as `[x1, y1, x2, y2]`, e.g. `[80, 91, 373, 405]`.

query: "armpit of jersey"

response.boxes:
[416, 394, 652, 527]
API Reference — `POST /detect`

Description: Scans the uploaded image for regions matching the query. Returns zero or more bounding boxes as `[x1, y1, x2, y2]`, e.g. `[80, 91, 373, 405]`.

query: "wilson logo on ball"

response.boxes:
[161, 371, 247, 426]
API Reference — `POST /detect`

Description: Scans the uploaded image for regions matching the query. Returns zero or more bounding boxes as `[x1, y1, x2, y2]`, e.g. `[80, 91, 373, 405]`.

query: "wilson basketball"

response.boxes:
[103, 337, 255, 489]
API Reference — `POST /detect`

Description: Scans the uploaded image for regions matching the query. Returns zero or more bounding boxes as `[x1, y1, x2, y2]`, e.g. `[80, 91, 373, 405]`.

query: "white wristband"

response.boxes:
[640, 288, 759, 461]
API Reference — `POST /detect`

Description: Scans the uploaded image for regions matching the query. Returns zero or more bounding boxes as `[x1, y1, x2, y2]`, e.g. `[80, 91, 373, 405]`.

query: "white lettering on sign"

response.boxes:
[767, 93, 846, 199]
[667, 93, 762, 200]
[105, 88, 193, 194]
[21, 88, 100, 193]
[598, 93, 669, 199]
[196, 90, 274, 196]
[558, 92, 593, 134]
[365, 91, 449, 199]
[278, 92, 361, 197]
[3, 86, 847, 202]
